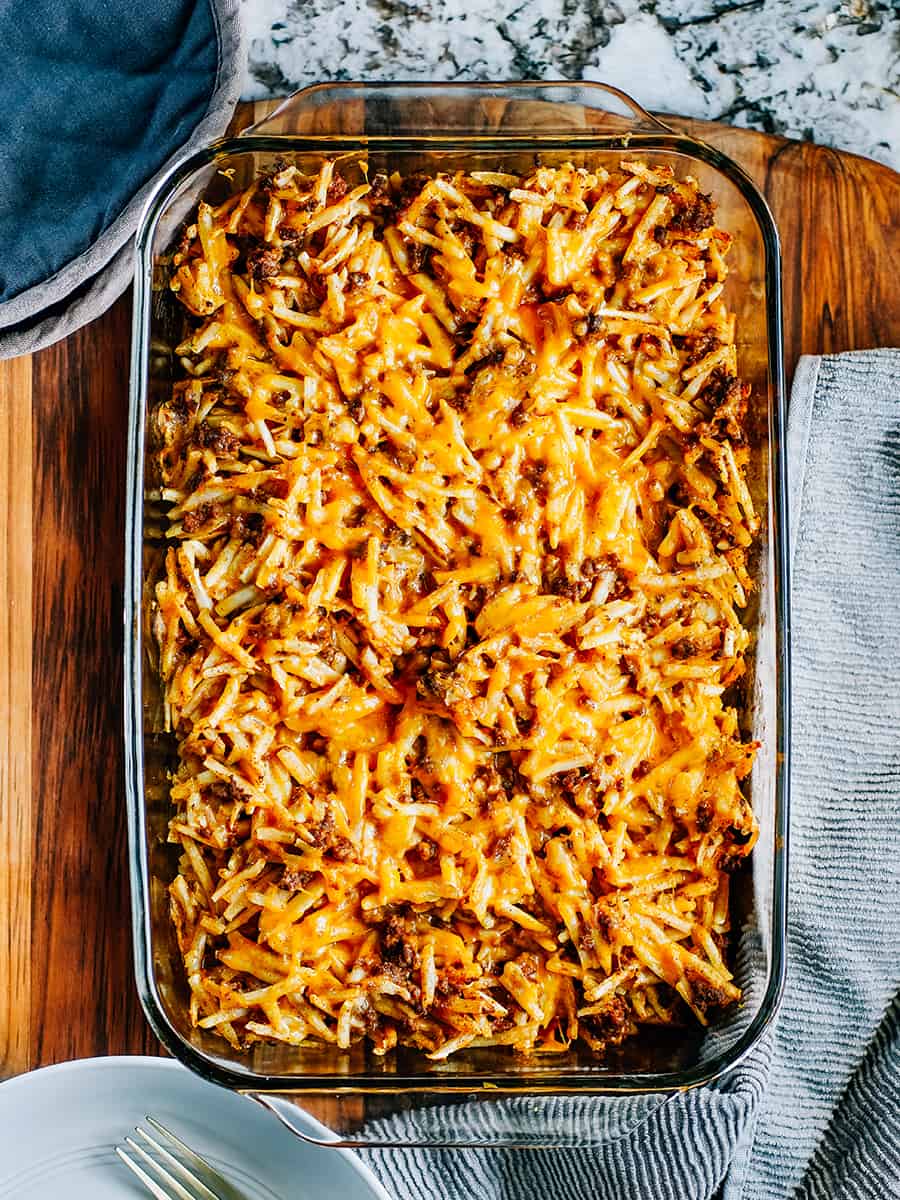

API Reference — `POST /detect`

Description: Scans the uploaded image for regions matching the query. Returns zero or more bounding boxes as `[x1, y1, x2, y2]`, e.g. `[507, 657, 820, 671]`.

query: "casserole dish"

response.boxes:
[126, 81, 790, 1147]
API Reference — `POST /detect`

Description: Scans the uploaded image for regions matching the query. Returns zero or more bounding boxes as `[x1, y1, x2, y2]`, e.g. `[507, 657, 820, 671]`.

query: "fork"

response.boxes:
[115, 1115, 248, 1200]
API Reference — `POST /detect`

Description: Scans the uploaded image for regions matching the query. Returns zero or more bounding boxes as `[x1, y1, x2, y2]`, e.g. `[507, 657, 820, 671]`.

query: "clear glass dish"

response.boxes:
[126, 82, 790, 1148]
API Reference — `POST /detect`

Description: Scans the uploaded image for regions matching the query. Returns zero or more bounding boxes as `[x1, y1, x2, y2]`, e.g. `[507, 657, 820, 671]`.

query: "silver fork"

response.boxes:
[115, 1116, 248, 1200]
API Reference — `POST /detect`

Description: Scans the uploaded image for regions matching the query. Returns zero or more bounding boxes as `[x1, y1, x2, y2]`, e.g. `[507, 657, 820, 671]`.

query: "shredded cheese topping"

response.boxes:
[154, 157, 760, 1060]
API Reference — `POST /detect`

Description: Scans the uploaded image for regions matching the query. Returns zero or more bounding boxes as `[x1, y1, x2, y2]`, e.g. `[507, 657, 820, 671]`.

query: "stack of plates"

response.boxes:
[0, 1056, 391, 1199]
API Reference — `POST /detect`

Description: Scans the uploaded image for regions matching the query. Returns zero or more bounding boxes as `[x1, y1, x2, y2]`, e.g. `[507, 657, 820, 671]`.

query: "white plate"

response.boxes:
[0, 1056, 393, 1199]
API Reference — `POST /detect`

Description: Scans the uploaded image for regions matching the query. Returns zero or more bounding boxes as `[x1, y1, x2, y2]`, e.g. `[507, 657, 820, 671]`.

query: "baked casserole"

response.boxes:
[151, 156, 760, 1061]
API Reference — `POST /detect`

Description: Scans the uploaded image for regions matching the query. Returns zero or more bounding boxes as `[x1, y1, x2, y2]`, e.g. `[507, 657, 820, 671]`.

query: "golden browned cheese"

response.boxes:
[154, 158, 759, 1059]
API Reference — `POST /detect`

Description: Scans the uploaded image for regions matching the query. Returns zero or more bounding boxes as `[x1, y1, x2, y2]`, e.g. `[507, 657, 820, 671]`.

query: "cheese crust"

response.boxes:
[154, 157, 759, 1058]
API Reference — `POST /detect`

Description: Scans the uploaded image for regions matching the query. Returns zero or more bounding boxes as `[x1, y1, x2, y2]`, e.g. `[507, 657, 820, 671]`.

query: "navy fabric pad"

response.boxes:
[0, 0, 218, 302]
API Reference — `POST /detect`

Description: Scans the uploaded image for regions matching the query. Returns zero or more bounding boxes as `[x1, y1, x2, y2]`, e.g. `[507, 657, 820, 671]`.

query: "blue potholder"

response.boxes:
[0, 0, 244, 358]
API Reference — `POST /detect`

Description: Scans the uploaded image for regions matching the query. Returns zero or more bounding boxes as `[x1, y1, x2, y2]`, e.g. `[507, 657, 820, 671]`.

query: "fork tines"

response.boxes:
[115, 1116, 225, 1200]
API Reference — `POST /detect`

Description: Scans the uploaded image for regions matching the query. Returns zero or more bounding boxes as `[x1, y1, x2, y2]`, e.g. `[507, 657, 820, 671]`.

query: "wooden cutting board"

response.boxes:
[1, 102, 898, 1082]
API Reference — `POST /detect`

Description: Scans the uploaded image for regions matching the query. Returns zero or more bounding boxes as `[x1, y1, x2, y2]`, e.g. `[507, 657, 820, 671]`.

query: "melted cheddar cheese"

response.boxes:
[155, 157, 759, 1059]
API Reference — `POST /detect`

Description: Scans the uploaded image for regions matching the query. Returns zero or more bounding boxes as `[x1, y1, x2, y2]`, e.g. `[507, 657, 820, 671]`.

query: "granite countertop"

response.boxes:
[243, 0, 899, 169]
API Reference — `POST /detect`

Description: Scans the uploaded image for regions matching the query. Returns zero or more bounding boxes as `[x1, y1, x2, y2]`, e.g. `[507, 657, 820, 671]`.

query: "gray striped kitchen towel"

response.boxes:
[363, 349, 900, 1200]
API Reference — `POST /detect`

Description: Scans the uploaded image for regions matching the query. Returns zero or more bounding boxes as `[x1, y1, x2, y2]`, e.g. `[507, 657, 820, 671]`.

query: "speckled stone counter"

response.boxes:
[243, 0, 899, 169]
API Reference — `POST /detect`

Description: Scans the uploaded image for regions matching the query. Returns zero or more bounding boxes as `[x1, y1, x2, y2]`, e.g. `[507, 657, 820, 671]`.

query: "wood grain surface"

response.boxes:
[0, 101, 897, 1085]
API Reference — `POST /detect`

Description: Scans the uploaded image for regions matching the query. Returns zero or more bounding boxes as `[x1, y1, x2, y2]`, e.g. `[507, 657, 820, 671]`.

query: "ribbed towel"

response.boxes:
[365, 350, 900, 1200]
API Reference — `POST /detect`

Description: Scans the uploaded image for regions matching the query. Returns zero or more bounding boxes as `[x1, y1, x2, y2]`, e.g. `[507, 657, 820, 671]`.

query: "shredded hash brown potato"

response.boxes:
[153, 156, 760, 1059]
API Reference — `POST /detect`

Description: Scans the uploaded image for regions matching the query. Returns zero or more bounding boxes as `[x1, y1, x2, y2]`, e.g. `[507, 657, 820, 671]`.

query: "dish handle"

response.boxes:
[243, 1088, 675, 1149]
[241, 81, 675, 140]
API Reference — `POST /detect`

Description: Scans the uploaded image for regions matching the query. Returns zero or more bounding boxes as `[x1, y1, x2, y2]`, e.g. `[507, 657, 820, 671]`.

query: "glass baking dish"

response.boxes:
[126, 82, 790, 1148]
